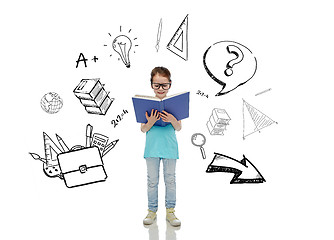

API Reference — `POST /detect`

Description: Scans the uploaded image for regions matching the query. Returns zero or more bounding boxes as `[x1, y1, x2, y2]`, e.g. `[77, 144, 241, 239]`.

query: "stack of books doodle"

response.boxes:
[207, 108, 231, 135]
[74, 78, 114, 115]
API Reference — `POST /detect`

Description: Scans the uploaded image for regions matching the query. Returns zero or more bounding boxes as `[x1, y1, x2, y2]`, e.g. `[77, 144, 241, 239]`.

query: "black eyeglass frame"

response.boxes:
[151, 82, 172, 90]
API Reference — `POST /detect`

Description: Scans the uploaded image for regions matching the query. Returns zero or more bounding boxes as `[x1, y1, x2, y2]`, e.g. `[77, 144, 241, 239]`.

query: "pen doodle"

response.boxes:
[243, 99, 277, 139]
[206, 152, 265, 184]
[167, 14, 189, 61]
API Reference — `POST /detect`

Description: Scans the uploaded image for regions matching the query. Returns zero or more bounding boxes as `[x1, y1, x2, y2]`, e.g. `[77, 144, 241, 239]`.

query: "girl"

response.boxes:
[141, 66, 181, 227]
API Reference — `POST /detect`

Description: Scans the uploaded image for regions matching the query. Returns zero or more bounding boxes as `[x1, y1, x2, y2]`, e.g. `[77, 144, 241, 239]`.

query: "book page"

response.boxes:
[134, 94, 161, 101]
[163, 91, 189, 100]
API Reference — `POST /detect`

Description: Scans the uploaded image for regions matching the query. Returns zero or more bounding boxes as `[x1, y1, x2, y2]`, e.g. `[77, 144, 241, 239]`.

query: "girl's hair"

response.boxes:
[150, 66, 171, 83]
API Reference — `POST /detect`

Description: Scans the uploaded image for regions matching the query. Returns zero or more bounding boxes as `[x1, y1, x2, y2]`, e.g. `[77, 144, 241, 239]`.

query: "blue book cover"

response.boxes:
[132, 91, 190, 127]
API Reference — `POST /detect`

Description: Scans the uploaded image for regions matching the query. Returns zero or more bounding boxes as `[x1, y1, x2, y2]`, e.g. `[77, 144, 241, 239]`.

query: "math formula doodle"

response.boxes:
[196, 90, 209, 98]
[111, 109, 128, 128]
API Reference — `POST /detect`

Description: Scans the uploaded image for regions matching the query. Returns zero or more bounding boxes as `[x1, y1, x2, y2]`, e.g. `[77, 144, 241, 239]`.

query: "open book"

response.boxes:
[132, 91, 190, 127]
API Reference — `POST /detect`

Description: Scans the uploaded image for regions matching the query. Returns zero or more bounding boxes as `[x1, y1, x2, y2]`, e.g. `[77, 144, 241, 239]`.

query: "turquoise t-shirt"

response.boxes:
[144, 124, 179, 159]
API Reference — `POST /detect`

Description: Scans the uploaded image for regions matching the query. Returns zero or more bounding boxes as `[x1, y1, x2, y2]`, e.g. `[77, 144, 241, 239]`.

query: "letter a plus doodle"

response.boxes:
[76, 53, 88, 68]
[92, 56, 98, 62]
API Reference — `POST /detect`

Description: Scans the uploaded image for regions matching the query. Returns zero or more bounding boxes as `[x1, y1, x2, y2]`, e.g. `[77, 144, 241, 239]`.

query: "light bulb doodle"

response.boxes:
[105, 26, 138, 68]
[112, 35, 132, 68]
[203, 40, 257, 96]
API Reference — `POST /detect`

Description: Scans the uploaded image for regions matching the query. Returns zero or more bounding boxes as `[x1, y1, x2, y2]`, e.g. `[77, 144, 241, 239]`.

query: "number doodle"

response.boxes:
[111, 109, 128, 128]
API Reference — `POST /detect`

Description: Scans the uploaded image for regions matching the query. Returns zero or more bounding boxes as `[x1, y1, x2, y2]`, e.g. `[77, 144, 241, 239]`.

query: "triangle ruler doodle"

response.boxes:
[243, 99, 277, 139]
[167, 14, 188, 61]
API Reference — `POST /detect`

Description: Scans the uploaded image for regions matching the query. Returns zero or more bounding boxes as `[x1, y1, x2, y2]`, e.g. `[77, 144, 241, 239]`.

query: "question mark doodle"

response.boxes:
[203, 40, 257, 96]
[224, 45, 244, 77]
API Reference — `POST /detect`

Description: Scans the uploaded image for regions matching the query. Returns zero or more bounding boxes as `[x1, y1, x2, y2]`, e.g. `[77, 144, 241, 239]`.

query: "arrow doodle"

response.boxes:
[206, 152, 265, 184]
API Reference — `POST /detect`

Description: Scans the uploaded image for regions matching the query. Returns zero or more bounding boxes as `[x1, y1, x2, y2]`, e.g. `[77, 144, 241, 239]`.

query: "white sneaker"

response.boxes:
[143, 210, 157, 225]
[166, 208, 181, 227]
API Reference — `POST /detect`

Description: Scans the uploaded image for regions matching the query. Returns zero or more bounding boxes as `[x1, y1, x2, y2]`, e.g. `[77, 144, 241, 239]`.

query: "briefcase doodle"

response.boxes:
[57, 146, 107, 188]
[29, 124, 119, 188]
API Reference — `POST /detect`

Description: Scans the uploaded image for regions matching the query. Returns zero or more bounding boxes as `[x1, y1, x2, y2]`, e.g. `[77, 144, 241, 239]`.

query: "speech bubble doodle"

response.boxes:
[203, 41, 257, 96]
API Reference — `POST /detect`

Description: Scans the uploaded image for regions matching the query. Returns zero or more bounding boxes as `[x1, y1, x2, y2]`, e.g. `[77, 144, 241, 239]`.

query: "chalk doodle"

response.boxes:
[73, 78, 114, 115]
[191, 133, 207, 159]
[155, 18, 163, 52]
[243, 99, 277, 139]
[29, 124, 119, 188]
[105, 26, 138, 68]
[40, 92, 63, 114]
[206, 152, 265, 184]
[203, 41, 257, 96]
[167, 14, 188, 61]
[207, 108, 231, 136]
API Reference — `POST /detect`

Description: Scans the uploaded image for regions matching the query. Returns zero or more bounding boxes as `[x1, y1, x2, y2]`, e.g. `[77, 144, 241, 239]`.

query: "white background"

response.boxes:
[1, 0, 333, 239]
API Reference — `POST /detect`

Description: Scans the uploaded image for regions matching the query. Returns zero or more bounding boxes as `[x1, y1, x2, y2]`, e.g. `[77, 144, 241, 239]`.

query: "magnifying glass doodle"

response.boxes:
[191, 133, 206, 159]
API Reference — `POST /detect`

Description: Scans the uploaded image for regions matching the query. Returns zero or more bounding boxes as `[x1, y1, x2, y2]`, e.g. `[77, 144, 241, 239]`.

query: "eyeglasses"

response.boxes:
[151, 82, 171, 90]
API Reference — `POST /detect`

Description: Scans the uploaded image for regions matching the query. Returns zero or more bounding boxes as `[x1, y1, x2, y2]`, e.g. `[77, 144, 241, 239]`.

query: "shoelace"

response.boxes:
[166, 209, 178, 220]
[146, 211, 156, 219]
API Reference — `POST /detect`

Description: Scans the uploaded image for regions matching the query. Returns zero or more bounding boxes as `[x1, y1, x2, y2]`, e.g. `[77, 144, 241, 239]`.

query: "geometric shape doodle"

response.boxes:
[243, 99, 277, 139]
[167, 14, 188, 61]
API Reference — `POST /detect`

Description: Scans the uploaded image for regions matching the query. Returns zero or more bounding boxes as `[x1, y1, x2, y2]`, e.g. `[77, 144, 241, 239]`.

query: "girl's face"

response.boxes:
[151, 73, 171, 99]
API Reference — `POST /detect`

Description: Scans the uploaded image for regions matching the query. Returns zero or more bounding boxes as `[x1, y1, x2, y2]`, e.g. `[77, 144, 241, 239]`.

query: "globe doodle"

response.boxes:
[40, 92, 63, 114]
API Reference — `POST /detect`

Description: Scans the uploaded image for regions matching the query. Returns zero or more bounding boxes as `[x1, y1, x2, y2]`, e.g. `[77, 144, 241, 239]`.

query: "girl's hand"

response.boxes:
[160, 111, 177, 123]
[161, 111, 182, 131]
[146, 109, 161, 124]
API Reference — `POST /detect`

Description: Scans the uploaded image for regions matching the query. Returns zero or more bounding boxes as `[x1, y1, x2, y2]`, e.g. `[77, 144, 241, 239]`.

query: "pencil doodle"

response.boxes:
[40, 92, 63, 114]
[191, 133, 206, 159]
[167, 14, 188, 61]
[207, 108, 231, 136]
[105, 26, 138, 68]
[255, 88, 272, 96]
[155, 18, 162, 52]
[206, 152, 265, 184]
[243, 99, 277, 139]
[29, 124, 119, 188]
[203, 41, 257, 96]
[73, 78, 114, 115]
